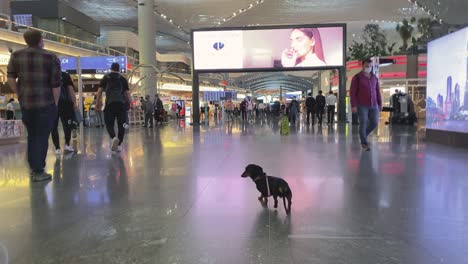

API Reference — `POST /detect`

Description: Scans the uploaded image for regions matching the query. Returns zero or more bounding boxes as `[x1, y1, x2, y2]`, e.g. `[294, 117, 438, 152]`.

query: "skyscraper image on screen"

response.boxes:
[426, 26, 468, 133]
[464, 57, 468, 111]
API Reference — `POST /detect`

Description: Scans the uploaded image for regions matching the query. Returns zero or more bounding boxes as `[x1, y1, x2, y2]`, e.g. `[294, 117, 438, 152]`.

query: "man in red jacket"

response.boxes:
[350, 58, 382, 151]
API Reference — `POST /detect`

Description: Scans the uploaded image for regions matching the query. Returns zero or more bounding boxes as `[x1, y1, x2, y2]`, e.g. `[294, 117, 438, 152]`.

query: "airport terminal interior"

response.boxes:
[1, 0, 468, 263]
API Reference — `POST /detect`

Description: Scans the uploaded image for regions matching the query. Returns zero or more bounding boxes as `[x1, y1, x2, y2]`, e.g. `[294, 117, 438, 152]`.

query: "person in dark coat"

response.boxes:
[316, 90, 326, 126]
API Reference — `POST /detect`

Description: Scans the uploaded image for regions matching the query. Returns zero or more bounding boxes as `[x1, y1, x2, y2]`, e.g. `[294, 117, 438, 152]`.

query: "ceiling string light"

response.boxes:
[216, 0, 267, 26]
[407, 0, 444, 23]
[370, 19, 399, 24]
[131, 0, 189, 35]
[153, 10, 188, 34]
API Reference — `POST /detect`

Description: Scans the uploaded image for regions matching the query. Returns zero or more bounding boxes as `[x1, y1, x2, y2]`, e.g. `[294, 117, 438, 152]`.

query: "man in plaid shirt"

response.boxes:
[7, 29, 61, 182]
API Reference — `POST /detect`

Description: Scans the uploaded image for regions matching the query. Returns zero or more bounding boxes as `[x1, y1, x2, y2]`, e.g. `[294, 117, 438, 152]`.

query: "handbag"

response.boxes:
[74, 109, 83, 124]
[280, 115, 290, 136]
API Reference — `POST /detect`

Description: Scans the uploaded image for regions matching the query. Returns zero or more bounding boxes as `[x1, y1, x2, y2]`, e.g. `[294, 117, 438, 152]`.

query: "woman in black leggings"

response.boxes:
[51, 71, 78, 155]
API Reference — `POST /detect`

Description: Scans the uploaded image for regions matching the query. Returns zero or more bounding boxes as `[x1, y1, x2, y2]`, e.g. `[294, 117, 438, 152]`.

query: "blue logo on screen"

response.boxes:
[213, 42, 225, 51]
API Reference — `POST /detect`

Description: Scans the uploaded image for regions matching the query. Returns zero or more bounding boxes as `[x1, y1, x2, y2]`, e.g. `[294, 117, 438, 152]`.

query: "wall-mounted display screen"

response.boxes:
[193, 25, 345, 71]
[12, 14, 33, 27]
[426, 27, 468, 133]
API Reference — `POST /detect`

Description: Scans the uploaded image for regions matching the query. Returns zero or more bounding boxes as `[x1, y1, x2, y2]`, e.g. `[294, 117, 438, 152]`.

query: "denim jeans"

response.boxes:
[357, 106, 379, 145]
[22, 104, 57, 173]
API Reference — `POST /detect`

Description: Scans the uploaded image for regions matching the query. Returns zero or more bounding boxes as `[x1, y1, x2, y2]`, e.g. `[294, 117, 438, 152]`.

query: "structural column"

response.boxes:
[338, 67, 347, 122]
[317, 71, 322, 95]
[192, 72, 200, 124]
[138, 0, 157, 97]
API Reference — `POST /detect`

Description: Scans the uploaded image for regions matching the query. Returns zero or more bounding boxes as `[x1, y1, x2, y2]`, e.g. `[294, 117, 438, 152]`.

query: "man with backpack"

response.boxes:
[350, 58, 382, 151]
[96, 63, 132, 153]
[316, 90, 326, 126]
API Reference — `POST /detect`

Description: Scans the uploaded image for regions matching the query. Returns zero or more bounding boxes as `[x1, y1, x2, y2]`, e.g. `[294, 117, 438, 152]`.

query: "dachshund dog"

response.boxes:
[241, 164, 292, 214]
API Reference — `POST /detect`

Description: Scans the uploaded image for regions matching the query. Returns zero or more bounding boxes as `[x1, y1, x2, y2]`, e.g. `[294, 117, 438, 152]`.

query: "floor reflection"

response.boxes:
[0, 119, 467, 263]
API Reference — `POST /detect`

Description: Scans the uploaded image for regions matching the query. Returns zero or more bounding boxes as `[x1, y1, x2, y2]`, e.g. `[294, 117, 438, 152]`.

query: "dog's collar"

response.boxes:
[253, 176, 263, 182]
[253, 175, 268, 182]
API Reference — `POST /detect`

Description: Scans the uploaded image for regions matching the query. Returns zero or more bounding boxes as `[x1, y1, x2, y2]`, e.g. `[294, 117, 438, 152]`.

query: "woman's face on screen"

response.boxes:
[289, 29, 314, 57]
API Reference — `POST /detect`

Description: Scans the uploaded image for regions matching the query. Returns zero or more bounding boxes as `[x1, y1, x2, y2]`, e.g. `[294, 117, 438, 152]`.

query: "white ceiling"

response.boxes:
[418, 0, 468, 25]
[3, 0, 467, 53]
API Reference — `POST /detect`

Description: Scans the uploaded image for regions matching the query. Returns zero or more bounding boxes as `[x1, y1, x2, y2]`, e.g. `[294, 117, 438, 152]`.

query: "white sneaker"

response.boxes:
[55, 149, 62, 155]
[123, 123, 129, 130]
[64, 145, 75, 153]
[116, 145, 123, 152]
[111, 137, 119, 152]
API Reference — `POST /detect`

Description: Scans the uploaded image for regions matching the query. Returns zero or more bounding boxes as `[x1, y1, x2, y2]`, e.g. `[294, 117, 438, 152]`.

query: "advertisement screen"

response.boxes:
[426, 27, 468, 133]
[193, 25, 345, 71]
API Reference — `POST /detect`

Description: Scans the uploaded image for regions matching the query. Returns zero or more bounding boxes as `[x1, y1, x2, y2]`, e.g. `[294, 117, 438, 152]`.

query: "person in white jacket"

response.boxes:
[326, 91, 337, 125]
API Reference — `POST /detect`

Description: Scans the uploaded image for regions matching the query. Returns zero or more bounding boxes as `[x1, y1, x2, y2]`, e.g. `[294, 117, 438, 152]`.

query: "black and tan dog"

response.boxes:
[241, 164, 292, 214]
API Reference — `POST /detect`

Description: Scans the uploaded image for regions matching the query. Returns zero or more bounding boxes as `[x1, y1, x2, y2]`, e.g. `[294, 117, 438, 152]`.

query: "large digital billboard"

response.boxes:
[426, 27, 468, 133]
[192, 24, 345, 71]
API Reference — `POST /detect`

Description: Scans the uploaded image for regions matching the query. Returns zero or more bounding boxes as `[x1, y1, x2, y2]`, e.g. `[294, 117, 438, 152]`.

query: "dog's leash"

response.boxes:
[254, 175, 271, 197]
[265, 175, 271, 197]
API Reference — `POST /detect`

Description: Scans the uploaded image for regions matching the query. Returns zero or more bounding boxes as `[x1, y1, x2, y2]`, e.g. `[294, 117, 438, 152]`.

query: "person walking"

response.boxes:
[204, 103, 210, 121]
[144, 95, 154, 128]
[7, 29, 61, 181]
[350, 58, 383, 151]
[51, 71, 78, 155]
[154, 94, 163, 124]
[326, 91, 337, 125]
[200, 106, 205, 121]
[288, 96, 300, 126]
[240, 99, 247, 121]
[258, 102, 265, 119]
[316, 90, 326, 126]
[305, 93, 316, 125]
[225, 99, 234, 121]
[93, 95, 104, 127]
[96, 63, 132, 153]
[6, 98, 15, 120]
[247, 98, 254, 122]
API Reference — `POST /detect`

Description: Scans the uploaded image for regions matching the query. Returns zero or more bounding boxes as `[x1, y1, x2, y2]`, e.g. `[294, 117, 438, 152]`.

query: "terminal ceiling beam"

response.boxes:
[248, 84, 302, 92]
[242, 78, 311, 89]
[236, 77, 312, 91]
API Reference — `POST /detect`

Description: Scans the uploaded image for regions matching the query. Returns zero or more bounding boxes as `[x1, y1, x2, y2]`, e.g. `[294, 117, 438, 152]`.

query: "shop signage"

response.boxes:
[0, 54, 10, 66]
[60, 56, 127, 73]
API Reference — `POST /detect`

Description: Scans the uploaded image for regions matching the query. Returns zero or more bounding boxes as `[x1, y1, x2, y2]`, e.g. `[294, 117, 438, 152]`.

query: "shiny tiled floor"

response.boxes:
[0, 118, 467, 263]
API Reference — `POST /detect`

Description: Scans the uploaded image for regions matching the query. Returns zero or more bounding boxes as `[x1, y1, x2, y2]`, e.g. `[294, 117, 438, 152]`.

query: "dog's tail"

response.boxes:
[281, 186, 292, 214]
